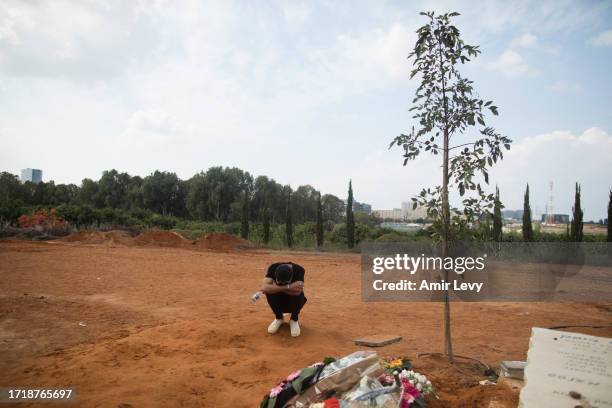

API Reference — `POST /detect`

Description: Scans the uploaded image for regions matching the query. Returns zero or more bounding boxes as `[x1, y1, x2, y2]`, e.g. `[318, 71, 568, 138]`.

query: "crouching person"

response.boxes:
[261, 262, 307, 337]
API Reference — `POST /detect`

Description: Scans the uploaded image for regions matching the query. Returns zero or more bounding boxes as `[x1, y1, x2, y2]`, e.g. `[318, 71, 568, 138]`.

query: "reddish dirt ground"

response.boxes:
[1, 238, 610, 407]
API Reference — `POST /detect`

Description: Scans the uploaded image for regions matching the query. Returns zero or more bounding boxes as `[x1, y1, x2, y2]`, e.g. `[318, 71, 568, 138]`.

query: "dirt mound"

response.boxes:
[132, 230, 192, 248]
[60, 230, 135, 246]
[104, 230, 135, 246]
[195, 232, 254, 251]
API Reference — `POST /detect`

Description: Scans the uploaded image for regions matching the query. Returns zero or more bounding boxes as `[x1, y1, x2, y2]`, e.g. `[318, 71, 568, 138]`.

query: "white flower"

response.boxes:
[416, 383, 422, 391]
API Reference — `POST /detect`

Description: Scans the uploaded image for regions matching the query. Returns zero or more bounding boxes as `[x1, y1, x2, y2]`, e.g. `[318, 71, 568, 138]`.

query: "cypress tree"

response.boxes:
[493, 186, 503, 242]
[482, 213, 491, 241]
[240, 190, 249, 239]
[262, 207, 270, 244]
[607, 189, 612, 242]
[316, 193, 324, 247]
[285, 191, 293, 248]
[522, 183, 534, 242]
[346, 180, 355, 248]
[570, 182, 583, 242]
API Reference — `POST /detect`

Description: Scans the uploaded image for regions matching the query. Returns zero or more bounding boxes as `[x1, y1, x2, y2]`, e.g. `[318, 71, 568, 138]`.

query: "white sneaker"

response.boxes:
[289, 320, 301, 337]
[267, 319, 284, 334]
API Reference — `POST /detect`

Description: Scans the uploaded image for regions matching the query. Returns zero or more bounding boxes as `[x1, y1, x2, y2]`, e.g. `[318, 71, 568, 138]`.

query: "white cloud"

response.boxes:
[0, 1, 159, 81]
[549, 80, 582, 93]
[511, 33, 537, 48]
[590, 29, 612, 47]
[488, 50, 531, 77]
[337, 23, 416, 82]
[279, 1, 311, 24]
[125, 109, 186, 138]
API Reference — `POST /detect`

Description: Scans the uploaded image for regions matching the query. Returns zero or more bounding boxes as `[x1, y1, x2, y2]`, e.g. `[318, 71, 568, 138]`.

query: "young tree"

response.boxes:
[316, 193, 324, 247]
[522, 184, 534, 242]
[285, 190, 293, 248]
[570, 182, 584, 242]
[240, 189, 249, 239]
[493, 186, 503, 242]
[346, 180, 355, 249]
[390, 11, 511, 362]
[262, 207, 271, 244]
[608, 190, 611, 242]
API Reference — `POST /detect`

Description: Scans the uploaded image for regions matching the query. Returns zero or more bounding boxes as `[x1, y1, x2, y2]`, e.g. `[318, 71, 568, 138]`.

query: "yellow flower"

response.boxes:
[389, 359, 403, 367]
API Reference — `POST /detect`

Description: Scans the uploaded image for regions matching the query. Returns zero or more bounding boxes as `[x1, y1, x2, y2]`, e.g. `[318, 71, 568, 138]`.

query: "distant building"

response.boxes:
[373, 208, 403, 220]
[502, 210, 523, 221]
[401, 202, 427, 220]
[20, 168, 43, 184]
[353, 201, 372, 213]
[373, 203, 427, 221]
[343, 199, 372, 214]
[541, 214, 570, 224]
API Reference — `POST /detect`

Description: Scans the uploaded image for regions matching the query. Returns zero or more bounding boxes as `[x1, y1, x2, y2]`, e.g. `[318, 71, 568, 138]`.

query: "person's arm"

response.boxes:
[261, 277, 285, 294]
[261, 278, 303, 295]
[284, 281, 304, 296]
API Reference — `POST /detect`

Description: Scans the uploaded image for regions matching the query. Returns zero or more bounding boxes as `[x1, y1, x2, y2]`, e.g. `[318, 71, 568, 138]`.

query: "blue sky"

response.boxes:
[0, 0, 611, 220]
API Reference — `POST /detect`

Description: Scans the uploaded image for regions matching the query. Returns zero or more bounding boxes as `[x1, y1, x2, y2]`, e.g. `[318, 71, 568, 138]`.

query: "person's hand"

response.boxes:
[291, 282, 304, 290]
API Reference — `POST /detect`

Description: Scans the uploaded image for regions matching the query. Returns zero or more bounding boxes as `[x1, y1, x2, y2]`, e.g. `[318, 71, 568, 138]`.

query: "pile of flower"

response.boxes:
[260, 353, 435, 408]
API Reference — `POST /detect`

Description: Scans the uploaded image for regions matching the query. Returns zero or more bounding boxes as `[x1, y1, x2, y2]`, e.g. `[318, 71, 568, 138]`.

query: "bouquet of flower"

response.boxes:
[396, 369, 435, 408]
[380, 356, 411, 375]
[376, 358, 435, 408]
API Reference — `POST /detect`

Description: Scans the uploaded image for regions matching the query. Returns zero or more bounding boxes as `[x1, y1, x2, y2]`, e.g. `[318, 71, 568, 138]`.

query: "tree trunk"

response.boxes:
[442, 127, 454, 363]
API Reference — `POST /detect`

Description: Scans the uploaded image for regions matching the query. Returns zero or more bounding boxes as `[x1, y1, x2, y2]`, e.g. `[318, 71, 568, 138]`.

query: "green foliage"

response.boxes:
[493, 186, 503, 242]
[570, 183, 584, 242]
[346, 180, 355, 248]
[522, 184, 534, 242]
[142, 171, 186, 217]
[262, 207, 271, 244]
[607, 190, 612, 242]
[240, 190, 250, 239]
[316, 193, 324, 247]
[322, 194, 345, 223]
[0, 166, 347, 235]
[285, 190, 293, 247]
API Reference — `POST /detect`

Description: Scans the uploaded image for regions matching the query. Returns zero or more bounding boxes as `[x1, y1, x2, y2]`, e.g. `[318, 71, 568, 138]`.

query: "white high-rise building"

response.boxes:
[20, 168, 43, 184]
[401, 201, 427, 220]
[373, 202, 428, 221]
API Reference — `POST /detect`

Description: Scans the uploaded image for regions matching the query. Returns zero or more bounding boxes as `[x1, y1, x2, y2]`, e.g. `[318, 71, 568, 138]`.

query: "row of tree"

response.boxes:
[0, 167, 347, 227]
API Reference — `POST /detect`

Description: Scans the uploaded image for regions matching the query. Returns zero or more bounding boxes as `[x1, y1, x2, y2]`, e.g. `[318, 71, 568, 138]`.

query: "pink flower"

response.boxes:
[286, 370, 301, 381]
[377, 374, 394, 386]
[269, 383, 285, 398]
[401, 378, 421, 405]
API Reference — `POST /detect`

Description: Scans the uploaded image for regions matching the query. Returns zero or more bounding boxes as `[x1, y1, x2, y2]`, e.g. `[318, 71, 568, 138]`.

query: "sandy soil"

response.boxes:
[1, 238, 610, 408]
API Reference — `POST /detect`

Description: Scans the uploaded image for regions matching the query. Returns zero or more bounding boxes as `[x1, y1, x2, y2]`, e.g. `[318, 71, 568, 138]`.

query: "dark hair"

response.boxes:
[274, 263, 293, 285]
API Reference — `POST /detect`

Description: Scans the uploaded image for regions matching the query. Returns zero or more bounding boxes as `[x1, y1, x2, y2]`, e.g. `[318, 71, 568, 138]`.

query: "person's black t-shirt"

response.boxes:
[265, 262, 305, 283]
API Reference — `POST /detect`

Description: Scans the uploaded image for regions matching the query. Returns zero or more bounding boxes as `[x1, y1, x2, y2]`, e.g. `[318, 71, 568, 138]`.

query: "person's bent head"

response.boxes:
[274, 263, 293, 285]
